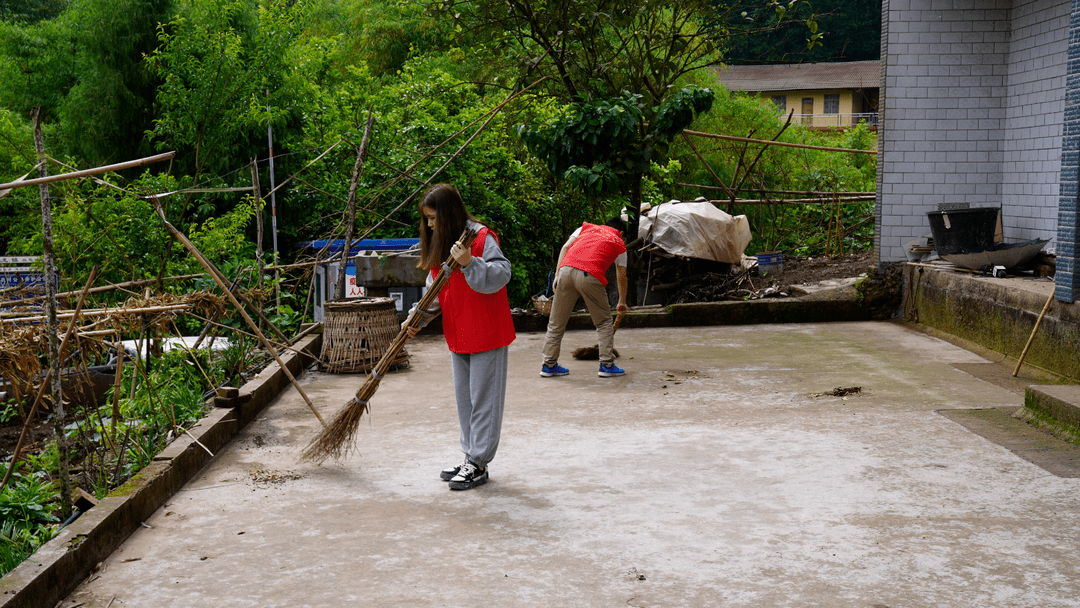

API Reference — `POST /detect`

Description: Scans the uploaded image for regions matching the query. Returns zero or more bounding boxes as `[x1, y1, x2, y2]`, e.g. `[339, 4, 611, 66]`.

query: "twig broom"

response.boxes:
[571, 309, 626, 360]
[301, 227, 479, 463]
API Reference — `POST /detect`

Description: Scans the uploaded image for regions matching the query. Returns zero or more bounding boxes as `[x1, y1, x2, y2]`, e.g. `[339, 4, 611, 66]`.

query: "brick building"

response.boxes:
[716, 61, 880, 129]
[877, 0, 1080, 301]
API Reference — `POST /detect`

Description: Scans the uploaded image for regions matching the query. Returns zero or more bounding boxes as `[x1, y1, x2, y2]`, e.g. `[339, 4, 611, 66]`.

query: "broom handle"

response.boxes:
[354, 228, 478, 397]
[613, 309, 626, 332]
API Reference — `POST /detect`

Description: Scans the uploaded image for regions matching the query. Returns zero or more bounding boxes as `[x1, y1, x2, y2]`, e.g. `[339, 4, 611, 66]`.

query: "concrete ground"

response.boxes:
[59, 322, 1080, 608]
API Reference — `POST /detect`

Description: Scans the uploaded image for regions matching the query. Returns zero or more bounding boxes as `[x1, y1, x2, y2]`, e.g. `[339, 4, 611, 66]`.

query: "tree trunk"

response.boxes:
[625, 172, 644, 306]
[335, 113, 376, 301]
[251, 159, 264, 289]
[32, 107, 72, 519]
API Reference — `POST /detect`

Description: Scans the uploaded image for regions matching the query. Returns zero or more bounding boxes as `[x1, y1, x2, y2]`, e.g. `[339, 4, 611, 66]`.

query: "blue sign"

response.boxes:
[0, 256, 48, 296]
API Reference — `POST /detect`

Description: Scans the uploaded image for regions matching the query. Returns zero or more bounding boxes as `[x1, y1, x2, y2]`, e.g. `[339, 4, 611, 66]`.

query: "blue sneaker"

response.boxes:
[541, 363, 570, 377]
[598, 363, 625, 377]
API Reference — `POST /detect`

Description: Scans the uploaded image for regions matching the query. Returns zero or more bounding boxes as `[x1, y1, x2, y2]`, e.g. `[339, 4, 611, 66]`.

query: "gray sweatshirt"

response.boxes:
[409, 220, 512, 326]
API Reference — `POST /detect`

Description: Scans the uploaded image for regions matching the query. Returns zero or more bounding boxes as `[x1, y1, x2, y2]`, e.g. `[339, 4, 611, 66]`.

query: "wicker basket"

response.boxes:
[531, 295, 553, 316]
[319, 297, 410, 374]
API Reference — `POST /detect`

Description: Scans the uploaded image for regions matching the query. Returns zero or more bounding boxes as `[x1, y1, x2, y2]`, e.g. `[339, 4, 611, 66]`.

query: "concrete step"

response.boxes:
[1017, 385, 1080, 445]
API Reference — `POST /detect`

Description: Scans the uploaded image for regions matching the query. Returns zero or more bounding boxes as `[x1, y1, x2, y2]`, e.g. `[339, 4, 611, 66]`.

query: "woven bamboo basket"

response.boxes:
[319, 297, 410, 374]
[531, 295, 552, 316]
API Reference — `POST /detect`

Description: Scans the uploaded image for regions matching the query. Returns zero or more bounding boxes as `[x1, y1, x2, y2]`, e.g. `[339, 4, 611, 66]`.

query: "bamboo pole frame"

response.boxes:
[682, 129, 878, 155]
[0, 274, 204, 307]
[149, 195, 327, 428]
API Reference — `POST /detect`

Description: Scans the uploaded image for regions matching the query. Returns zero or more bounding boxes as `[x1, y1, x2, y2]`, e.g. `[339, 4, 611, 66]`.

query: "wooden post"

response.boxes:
[335, 112, 376, 301]
[1013, 291, 1055, 377]
[31, 107, 72, 519]
[251, 160, 264, 290]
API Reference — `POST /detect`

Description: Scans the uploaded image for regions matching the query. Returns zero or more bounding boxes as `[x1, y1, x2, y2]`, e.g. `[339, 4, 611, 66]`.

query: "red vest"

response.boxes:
[558, 222, 626, 285]
[432, 227, 517, 354]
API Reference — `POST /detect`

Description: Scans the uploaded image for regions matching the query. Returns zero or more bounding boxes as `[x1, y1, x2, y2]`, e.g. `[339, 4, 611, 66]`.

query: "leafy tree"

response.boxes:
[325, 0, 449, 78]
[430, 0, 816, 301]
[147, 0, 308, 200]
[0, 0, 68, 23]
[725, 0, 881, 64]
[0, 16, 78, 117]
[55, 0, 173, 167]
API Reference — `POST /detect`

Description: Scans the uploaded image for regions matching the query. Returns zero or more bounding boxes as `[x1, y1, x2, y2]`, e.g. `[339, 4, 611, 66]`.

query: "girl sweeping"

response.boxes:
[404, 183, 516, 490]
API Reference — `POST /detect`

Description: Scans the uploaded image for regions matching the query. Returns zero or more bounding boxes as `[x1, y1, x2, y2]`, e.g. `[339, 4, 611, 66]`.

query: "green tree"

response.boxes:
[147, 0, 307, 199]
[431, 0, 816, 301]
[0, 0, 69, 23]
[0, 16, 78, 117]
[725, 0, 881, 64]
[55, 0, 173, 167]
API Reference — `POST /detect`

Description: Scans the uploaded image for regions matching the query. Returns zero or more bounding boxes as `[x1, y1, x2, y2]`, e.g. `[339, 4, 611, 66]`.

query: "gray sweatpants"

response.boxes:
[450, 346, 509, 467]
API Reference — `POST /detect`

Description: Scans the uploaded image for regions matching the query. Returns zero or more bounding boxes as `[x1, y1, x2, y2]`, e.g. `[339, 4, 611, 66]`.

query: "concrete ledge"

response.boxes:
[903, 265, 1080, 381]
[0, 333, 323, 608]
[1016, 385, 1080, 446]
[666, 285, 875, 325]
[509, 275, 899, 334]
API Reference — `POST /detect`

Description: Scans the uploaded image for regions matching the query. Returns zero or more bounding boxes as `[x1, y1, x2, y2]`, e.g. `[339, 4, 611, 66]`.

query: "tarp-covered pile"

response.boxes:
[637, 201, 752, 264]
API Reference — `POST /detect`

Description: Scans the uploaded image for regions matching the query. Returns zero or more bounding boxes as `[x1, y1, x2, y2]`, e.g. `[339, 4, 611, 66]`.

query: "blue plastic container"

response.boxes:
[757, 251, 783, 277]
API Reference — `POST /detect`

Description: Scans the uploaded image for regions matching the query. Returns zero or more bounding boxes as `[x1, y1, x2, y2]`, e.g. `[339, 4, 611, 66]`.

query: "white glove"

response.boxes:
[451, 241, 473, 267]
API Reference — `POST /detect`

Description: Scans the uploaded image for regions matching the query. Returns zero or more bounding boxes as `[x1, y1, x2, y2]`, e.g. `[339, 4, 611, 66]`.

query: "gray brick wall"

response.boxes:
[1003, 1, 1068, 241]
[878, 0, 1070, 266]
[1055, 0, 1080, 300]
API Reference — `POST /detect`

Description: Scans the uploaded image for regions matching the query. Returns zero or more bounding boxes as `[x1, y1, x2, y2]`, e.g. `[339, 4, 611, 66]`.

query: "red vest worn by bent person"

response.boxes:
[432, 227, 517, 354]
[558, 222, 627, 286]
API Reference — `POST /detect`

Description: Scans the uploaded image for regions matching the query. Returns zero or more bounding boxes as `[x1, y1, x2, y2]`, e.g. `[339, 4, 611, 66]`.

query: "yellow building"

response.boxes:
[715, 61, 879, 130]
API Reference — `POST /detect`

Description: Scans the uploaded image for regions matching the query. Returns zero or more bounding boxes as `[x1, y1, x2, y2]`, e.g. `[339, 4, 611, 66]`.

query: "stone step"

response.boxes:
[1017, 385, 1080, 445]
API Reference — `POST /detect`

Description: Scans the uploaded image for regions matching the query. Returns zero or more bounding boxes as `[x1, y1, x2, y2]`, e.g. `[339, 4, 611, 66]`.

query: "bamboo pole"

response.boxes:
[675, 185, 877, 196]
[0, 151, 176, 191]
[252, 160, 264, 292]
[31, 107, 74, 519]
[302, 228, 478, 463]
[110, 343, 124, 439]
[682, 129, 878, 155]
[336, 112, 376, 300]
[0, 274, 203, 307]
[1012, 290, 1055, 377]
[149, 196, 326, 428]
[1, 304, 195, 323]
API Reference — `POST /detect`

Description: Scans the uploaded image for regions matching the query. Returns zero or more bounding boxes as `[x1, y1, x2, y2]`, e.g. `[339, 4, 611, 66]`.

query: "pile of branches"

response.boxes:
[0, 290, 229, 411]
[666, 269, 757, 303]
[644, 252, 753, 304]
[642, 251, 798, 305]
[105, 290, 228, 334]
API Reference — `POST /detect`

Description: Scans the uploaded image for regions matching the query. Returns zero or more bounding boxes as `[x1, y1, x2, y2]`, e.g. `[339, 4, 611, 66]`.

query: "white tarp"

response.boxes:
[637, 201, 752, 264]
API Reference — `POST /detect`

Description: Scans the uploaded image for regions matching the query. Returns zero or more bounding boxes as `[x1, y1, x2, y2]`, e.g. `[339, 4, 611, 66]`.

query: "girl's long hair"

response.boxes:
[416, 183, 482, 270]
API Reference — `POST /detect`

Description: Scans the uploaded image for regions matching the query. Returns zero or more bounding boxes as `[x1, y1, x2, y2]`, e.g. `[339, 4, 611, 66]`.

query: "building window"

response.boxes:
[824, 94, 839, 114]
[770, 95, 786, 113]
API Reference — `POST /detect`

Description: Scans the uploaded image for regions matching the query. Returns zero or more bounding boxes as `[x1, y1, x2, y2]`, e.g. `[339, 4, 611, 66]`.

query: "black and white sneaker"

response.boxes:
[448, 460, 488, 490]
[440, 458, 468, 481]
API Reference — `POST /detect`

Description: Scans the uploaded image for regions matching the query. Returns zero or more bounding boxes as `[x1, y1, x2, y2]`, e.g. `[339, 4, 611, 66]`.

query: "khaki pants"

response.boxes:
[542, 266, 616, 366]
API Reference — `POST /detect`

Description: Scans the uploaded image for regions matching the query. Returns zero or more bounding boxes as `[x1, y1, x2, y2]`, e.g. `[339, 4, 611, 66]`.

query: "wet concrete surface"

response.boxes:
[59, 322, 1080, 608]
